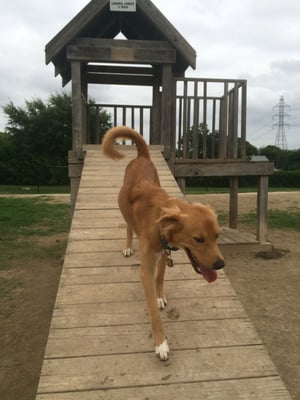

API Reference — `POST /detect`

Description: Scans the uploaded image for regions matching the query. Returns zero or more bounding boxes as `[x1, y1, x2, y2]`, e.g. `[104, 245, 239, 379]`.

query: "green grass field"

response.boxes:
[0, 185, 70, 194]
[0, 197, 71, 314]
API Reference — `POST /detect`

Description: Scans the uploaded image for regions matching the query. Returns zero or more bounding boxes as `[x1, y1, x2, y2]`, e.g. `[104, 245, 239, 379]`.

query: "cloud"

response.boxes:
[0, 0, 299, 149]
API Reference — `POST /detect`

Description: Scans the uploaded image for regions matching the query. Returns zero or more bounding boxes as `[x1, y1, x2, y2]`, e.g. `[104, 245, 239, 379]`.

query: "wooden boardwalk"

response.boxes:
[36, 147, 291, 399]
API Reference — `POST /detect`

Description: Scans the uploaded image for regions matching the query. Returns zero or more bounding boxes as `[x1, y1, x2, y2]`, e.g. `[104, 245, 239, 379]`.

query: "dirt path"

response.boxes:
[186, 191, 300, 213]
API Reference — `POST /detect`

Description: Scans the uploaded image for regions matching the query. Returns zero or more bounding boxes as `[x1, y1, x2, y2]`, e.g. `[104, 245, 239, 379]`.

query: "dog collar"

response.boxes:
[160, 234, 178, 268]
[160, 234, 179, 252]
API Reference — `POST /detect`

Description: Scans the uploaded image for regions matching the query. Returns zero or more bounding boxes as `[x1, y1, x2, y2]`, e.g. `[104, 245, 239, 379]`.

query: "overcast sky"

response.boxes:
[1, 0, 300, 149]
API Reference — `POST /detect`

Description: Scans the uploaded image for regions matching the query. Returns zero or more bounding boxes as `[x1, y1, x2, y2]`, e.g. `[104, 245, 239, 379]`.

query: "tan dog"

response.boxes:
[102, 126, 225, 360]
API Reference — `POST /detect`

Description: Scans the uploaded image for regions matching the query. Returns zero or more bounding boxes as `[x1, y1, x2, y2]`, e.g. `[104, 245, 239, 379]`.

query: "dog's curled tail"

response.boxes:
[102, 126, 150, 160]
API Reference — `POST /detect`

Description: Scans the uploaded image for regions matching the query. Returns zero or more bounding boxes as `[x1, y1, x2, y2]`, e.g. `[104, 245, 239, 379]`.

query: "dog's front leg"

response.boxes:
[122, 225, 133, 256]
[155, 253, 167, 309]
[140, 253, 169, 361]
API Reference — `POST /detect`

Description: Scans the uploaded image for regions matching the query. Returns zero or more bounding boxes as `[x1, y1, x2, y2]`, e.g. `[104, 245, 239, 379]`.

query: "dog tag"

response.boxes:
[167, 257, 174, 268]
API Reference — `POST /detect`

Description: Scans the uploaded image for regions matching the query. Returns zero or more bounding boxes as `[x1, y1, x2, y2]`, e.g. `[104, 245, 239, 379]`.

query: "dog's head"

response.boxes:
[157, 202, 225, 283]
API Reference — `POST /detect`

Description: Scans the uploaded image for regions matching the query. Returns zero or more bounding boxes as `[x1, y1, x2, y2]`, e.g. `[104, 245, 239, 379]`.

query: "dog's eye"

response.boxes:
[194, 237, 205, 244]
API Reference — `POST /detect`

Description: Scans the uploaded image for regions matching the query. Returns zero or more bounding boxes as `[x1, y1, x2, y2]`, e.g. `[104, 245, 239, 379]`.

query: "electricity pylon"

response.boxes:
[272, 96, 290, 150]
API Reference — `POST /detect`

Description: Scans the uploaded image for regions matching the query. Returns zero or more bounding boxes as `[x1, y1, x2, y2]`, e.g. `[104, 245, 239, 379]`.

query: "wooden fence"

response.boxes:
[87, 77, 247, 163]
[175, 78, 247, 160]
[87, 103, 152, 144]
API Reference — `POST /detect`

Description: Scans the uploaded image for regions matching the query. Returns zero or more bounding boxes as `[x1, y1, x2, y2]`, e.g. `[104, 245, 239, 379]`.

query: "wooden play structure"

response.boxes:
[36, 1, 291, 399]
[45, 0, 273, 243]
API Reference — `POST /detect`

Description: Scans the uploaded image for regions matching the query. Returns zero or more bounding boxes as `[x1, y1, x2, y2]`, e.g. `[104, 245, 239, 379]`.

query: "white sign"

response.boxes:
[110, 1, 136, 12]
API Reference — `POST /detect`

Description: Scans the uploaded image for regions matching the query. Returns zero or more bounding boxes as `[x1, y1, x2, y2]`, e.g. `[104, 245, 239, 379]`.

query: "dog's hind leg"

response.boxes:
[140, 251, 169, 361]
[122, 225, 134, 257]
[155, 253, 167, 309]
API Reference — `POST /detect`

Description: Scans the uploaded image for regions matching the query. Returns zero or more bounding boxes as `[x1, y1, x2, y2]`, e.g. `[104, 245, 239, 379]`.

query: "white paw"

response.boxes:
[122, 248, 133, 257]
[157, 297, 167, 310]
[155, 339, 169, 361]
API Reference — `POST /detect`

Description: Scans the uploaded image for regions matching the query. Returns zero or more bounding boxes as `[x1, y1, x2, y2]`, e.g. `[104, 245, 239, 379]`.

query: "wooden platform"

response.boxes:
[36, 147, 291, 399]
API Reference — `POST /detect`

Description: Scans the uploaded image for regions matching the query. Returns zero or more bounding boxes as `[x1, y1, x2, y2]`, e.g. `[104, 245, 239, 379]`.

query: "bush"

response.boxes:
[186, 170, 300, 189]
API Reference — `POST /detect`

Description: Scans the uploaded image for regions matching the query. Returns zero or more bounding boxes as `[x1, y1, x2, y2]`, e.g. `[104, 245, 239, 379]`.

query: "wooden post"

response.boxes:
[219, 81, 228, 159]
[151, 68, 161, 144]
[241, 82, 247, 159]
[229, 176, 238, 229]
[257, 175, 269, 242]
[70, 61, 88, 208]
[161, 64, 173, 161]
[176, 177, 186, 193]
[68, 150, 83, 212]
[71, 61, 85, 158]
[170, 76, 177, 165]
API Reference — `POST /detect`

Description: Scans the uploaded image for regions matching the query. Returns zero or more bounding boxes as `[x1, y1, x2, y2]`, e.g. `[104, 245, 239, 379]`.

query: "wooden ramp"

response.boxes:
[36, 147, 291, 399]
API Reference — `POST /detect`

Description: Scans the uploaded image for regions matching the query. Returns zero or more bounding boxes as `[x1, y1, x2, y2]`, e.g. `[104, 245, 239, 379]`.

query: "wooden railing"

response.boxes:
[175, 78, 247, 160]
[87, 78, 247, 162]
[87, 103, 152, 144]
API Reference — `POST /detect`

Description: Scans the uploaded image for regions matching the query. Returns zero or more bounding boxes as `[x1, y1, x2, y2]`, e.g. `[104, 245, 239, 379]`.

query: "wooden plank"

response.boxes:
[71, 218, 127, 229]
[62, 248, 222, 269]
[45, 319, 260, 359]
[51, 297, 246, 329]
[87, 65, 154, 76]
[67, 39, 176, 64]
[36, 377, 293, 400]
[63, 252, 139, 268]
[71, 209, 124, 220]
[37, 346, 276, 394]
[56, 279, 235, 305]
[87, 72, 154, 86]
[174, 161, 274, 177]
[60, 265, 225, 284]
[222, 228, 258, 243]
[66, 239, 132, 253]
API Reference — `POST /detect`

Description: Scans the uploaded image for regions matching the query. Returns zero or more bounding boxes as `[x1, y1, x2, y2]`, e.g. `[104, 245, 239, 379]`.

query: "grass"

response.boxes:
[0, 185, 70, 194]
[268, 210, 300, 231]
[237, 210, 300, 231]
[0, 197, 70, 239]
[0, 197, 71, 313]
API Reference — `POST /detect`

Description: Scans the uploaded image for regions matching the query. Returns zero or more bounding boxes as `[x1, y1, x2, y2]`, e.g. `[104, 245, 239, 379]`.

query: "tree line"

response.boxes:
[1, 92, 299, 186]
[0, 92, 111, 186]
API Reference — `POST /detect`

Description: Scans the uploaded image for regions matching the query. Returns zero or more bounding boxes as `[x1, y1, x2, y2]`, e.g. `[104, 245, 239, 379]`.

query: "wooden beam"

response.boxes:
[174, 161, 274, 177]
[87, 73, 153, 86]
[45, 1, 109, 64]
[137, 0, 196, 69]
[87, 65, 154, 75]
[67, 39, 176, 64]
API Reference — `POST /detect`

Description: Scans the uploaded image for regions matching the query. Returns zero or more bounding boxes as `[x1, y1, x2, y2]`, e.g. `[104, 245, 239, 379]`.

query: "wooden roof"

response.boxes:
[45, 0, 196, 85]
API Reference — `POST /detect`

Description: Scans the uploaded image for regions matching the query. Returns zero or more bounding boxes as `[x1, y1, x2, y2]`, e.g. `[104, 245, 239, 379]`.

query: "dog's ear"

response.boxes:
[157, 207, 184, 237]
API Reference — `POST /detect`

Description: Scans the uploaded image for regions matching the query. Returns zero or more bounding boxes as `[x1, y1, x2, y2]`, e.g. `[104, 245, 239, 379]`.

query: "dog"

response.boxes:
[102, 126, 225, 360]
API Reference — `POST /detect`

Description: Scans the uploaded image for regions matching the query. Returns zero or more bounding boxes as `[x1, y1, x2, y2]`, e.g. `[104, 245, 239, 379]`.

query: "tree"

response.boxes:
[183, 123, 258, 159]
[1, 92, 112, 185]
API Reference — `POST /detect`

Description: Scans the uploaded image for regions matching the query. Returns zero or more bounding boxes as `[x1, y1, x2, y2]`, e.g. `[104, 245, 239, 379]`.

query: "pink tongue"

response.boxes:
[200, 266, 217, 283]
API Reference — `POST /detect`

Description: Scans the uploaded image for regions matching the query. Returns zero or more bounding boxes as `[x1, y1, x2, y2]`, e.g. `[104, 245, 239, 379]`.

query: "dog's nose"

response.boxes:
[213, 259, 225, 270]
